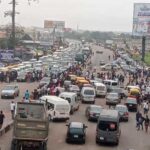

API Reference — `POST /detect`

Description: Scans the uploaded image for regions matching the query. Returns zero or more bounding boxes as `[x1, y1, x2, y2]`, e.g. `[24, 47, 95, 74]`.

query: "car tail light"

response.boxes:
[125, 112, 128, 116]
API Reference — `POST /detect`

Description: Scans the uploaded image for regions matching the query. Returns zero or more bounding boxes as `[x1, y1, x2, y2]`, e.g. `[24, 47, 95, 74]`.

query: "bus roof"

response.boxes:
[40, 96, 69, 105]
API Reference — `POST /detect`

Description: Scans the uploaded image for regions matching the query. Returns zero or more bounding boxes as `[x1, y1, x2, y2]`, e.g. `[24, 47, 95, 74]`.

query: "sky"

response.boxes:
[0, 0, 150, 32]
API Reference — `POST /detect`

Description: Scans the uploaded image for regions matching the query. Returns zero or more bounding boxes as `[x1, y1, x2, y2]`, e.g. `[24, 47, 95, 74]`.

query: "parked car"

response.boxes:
[106, 92, 121, 105]
[115, 104, 129, 121]
[85, 105, 103, 121]
[125, 97, 137, 112]
[1, 85, 20, 99]
[66, 122, 87, 144]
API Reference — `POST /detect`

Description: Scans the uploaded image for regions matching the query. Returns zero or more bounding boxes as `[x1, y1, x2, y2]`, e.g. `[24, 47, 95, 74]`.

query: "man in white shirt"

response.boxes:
[10, 101, 15, 119]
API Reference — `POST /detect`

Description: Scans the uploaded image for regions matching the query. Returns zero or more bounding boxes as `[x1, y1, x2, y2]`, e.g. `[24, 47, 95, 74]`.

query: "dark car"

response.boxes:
[85, 105, 103, 121]
[125, 97, 137, 112]
[115, 104, 129, 121]
[108, 87, 126, 99]
[66, 122, 87, 144]
[99, 60, 105, 66]
[106, 93, 121, 105]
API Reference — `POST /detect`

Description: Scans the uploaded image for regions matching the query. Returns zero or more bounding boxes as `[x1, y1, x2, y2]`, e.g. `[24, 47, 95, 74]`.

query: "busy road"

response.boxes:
[0, 44, 150, 150]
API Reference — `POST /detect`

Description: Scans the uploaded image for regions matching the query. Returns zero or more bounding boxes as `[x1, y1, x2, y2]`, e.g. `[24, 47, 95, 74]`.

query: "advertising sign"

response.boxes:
[0, 50, 14, 61]
[133, 3, 150, 36]
[44, 20, 65, 29]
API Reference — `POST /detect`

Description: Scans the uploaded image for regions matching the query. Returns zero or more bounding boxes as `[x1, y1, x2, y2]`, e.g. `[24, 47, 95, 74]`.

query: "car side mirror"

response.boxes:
[66, 124, 69, 126]
[84, 125, 88, 128]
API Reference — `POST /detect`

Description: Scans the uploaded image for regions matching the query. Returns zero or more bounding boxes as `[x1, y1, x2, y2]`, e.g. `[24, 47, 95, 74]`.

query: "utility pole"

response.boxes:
[141, 36, 146, 62]
[12, 0, 16, 56]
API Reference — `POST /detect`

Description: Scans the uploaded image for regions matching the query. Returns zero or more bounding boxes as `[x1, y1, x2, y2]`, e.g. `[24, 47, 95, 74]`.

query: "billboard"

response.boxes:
[133, 3, 150, 36]
[44, 20, 65, 29]
[0, 50, 14, 61]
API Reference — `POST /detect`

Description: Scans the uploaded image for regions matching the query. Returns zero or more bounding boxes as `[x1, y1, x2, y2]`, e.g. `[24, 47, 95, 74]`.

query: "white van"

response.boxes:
[103, 80, 118, 90]
[39, 96, 70, 121]
[81, 87, 96, 104]
[94, 82, 107, 97]
[59, 92, 80, 114]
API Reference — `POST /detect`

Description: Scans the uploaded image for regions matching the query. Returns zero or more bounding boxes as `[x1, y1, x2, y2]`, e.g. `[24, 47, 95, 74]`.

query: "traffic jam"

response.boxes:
[0, 41, 150, 149]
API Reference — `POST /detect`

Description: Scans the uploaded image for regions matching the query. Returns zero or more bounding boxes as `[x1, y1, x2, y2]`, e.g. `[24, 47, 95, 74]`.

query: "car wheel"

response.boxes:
[88, 116, 91, 121]
[96, 138, 99, 144]
[82, 139, 85, 144]
[66, 138, 69, 143]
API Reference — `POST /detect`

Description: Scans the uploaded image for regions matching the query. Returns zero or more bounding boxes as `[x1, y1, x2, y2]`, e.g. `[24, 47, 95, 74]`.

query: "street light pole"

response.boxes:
[12, 0, 16, 56]
[141, 36, 146, 62]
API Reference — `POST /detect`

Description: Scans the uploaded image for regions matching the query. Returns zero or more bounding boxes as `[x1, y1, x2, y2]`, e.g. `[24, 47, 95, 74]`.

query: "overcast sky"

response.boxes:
[0, 0, 149, 32]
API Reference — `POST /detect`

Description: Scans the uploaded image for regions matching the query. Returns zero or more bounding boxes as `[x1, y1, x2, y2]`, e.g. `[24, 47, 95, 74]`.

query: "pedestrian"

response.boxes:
[143, 101, 149, 114]
[0, 111, 5, 129]
[10, 101, 15, 119]
[144, 115, 149, 133]
[55, 88, 60, 96]
[24, 90, 30, 102]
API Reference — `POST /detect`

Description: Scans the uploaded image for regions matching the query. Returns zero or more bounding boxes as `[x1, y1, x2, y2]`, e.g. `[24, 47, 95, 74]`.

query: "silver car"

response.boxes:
[1, 85, 20, 99]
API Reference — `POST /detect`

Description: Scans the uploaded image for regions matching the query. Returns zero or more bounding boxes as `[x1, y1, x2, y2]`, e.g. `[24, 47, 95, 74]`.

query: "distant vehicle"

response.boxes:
[103, 80, 118, 90]
[96, 50, 103, 54]
[66, 122, 88, 144]
[99, 60, 105, 65]
[96, 109, 120, 145]
[59, 92, 80, 114]
[115, 104, 129, 121]
[125, 97, 137, 112]
[109, 87, 126, 99]
[68, 85, 80, 95]
[106, 93, 121, 105]
[94, 82, 107, 97]
[81, 87, 96, 104]
[11, 102, 49, 150]
[1, 85, 19, 99]
[101, 64, 120, 71]
[85, 105, 103, 121]
[39, 96, 70, 121]
[39, 77, 50, 87]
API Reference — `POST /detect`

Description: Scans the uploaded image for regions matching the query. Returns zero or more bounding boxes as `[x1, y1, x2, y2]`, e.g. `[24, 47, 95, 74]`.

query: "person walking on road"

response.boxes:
[144, 115, 149, 133]
[10, 101, 15, 119]
[0, 111, 5, 129]
[24, 90, 30, 102]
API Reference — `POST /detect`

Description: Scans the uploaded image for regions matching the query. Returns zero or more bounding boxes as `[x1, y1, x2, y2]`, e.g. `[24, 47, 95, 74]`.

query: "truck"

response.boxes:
[11, 102, 49, 150]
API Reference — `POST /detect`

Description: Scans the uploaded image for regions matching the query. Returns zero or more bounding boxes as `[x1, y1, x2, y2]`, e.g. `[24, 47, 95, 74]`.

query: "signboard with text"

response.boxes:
[44, 20, 65, 29]
[0, 50, 14, 61]
[133, 3, 150, 36]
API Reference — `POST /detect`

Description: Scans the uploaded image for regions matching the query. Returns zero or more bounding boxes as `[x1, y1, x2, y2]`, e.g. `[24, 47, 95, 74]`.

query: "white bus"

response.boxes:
[39, 96, 70, 121]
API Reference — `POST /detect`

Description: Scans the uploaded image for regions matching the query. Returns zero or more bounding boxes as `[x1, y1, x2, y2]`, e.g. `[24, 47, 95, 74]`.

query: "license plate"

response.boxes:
[129, 104, 132, 107]
[100, 137, 104, 140]
[74, 135, 78, 138]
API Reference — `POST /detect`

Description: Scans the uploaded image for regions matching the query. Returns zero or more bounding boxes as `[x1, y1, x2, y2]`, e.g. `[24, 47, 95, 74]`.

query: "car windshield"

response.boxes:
[112, 82, 118, 86]
[98, 121, 117, 131]
[91, 106, 102, 112]
[70, 127, 83, 134]
[127, 99, 137, 104]
[116, 106, 127, 112]
[4, 86, 15, 90]
[107, 93, 118, 99]
[84, 89, 95, 95]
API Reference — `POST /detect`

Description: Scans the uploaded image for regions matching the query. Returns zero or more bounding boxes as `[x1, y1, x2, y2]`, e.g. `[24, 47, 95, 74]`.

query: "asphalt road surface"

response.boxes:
[0, 45, 150, 150]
